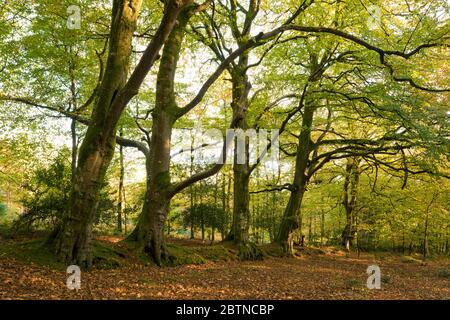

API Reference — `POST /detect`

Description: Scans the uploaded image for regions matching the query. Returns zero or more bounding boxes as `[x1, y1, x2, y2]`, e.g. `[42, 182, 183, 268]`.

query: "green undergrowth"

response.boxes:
[0, 238, 65, 270]
[0, 233, 323, 270]
[0, 237, 133, 270]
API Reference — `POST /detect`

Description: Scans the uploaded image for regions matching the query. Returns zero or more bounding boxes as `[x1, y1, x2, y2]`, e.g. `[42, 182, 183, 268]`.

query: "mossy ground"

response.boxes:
[0, 224, 313, 271]
[0, 238, 65, 270]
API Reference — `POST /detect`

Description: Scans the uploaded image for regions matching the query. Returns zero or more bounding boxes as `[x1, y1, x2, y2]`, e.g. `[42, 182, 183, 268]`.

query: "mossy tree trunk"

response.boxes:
[275, 99, 315, 254]
[275, 114, 313, 253]
[53, 0, 186, 268]
[224, 54, 252, 246]
[274, 52, 328, 254]
[127, 10, 192, 266]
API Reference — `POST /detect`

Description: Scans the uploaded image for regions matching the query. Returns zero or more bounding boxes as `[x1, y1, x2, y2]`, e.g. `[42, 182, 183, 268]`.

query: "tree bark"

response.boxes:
[126, 9, 192, 265]
[225, 67, 251, 244]
[53, 0, 185, 268]
[275, 103, 315, 253]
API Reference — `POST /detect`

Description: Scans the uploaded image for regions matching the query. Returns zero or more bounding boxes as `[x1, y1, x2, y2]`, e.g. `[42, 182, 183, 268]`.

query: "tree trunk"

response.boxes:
[53, 0, 183, 268]
[117, 129, 124, 233]
[320, 209, 325, 246]
[275, 103, 315, 253]
[228, 165, 250, 243]
[225, 66, 251, 245]
[201, 209, 205, 241]
[423, 194, 435, 258]
[341, 157, 360, 252]
[53, 1, 142, 268]
[126, 10, 192, 265]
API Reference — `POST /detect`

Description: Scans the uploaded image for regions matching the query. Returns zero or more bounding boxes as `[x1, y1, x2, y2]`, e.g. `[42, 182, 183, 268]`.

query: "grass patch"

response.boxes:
[261, 243, 287, 258]
[436, 268, 450, 279]
[295, 246, 327, 256]
[381, 274, 392, 284]
[344, 278, 362, 289]
[137, 277, 158, 286]
[0, 223, 12, 238]
[401, 255, 423, 264]
[238, 243, 264, 261]
[0, 237, 133, 270]
[0, 238, 65, 270]
[91, 240, 130, 270]
[193, 245, 237, 262]
[164, 243, 207, 267]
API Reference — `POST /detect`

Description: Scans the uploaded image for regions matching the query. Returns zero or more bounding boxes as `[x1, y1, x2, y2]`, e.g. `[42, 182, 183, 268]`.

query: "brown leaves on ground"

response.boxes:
[0, 247, 448, 300]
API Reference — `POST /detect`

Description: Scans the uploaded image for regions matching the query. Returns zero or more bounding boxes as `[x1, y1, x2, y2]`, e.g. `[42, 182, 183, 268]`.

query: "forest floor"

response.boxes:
[0, 235, 449, 300]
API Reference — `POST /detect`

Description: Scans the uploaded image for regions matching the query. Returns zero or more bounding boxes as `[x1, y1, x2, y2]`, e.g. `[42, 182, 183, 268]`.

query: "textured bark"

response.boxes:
[229, 164, 251, 243]
[53, 0, 185, 268]
[127, 10, 192, 266]
[275, 103, 315, 254]
[225, 66, 251, 244]
[220, 1, 259, 248]
[274, 52, 329, 253]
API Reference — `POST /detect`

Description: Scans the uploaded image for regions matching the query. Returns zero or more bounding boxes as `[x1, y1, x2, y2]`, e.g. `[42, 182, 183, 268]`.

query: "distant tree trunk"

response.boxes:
[221, 173, 227, 240]
[69, 59, 78, 186]
[212, 180, 218, 244]
[70, 119, 77, 186]
[341, 157, 360, 252]
[190, 219, 195, 239]
[226, 172, 232, 235]
[402, 231, 405, 254]
[308, 216, 313, 244]
[445, 233, 448, 254]
[189, 134, 195, 239]
[267, 191, 275, 243]
[201, 211, 205, 241]
[117, 129, 124, 233]
[423, 192, 436, 258]
[320, 209, 325, 246]
[299, 211, 303, 246]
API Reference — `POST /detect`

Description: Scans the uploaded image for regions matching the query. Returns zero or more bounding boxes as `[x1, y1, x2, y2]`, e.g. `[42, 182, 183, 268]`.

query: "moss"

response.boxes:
[91, 240, 130, 269]
[238, 242, 264, 261]
[164, 243, 206, 267]
[436, 268, 450, 278]
[194, 245, 237, 262]
[401, 255, 423, 264]
[138, 277, 158, 286]
[381, 274, 392, 284]
[260, 243, 288, 258]
[0, 239, 65, 270]
[0, 223, 12, 238]
[344, 278, 362, 289]
[155, 171, 171, 188]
